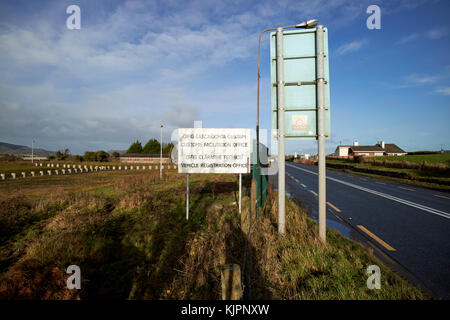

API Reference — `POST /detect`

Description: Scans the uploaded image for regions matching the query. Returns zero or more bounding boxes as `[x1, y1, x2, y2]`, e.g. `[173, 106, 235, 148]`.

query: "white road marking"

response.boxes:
[286, 163, 450, 220]
[434, 194, 450, 200]
[398, 186, 416, 192]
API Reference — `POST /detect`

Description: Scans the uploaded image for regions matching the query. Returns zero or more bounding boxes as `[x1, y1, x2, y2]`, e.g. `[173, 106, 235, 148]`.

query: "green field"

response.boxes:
[371, 154, 450, 165]
[0, 167, 424, 299]
[325, 155, 450, 192]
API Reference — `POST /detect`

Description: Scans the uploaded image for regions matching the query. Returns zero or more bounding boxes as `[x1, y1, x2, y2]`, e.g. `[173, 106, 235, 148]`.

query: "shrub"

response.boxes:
[353, 155, 365, 163]
[95, 150, 109, 162]
[83, 151, 95, 161]
[55, 149, 70, 161]
[0, 154, 21, 162]
[73, 155, 83, 162]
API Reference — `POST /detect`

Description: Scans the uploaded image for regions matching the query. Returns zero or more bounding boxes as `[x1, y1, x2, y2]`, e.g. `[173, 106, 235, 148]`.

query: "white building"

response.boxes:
[334, 141, 407, 157]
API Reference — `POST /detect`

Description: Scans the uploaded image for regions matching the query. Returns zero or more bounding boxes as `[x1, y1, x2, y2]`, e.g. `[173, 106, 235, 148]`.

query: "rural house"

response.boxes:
[334, 141, 407, 157]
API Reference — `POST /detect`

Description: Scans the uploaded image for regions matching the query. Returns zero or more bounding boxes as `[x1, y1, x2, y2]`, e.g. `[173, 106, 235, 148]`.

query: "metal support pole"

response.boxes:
[276, 28, 286, 235]
[160, 125, 163, 179]
[186, 174, 189, 220]
[32, 140, 34, 164]
[316, 25, 327, 242]
[239, 173, 242, 214]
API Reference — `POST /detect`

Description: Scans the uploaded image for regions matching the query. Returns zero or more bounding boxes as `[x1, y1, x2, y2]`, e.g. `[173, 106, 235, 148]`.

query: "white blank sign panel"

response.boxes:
[178, 128, 251, 174]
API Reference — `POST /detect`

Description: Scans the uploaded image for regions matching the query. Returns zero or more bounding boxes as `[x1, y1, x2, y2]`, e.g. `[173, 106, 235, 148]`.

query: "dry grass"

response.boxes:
[248, 188, 423, 299]
[166, 188, 424, 300]
[0, 171, 240, 299]
[0, 170, 424, 300]
[0, 259, 79, 300]
[167, 200, 245, 299]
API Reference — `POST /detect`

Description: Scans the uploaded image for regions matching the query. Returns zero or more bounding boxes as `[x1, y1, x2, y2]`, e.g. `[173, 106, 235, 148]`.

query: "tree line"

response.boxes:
[46, 138, 175, 163]
[50, 149, 112, 162]
[126, 139, 174, 155]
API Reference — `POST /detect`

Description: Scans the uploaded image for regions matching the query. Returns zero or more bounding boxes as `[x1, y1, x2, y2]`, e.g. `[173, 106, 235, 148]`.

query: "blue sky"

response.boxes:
[0, 0, 449, 155]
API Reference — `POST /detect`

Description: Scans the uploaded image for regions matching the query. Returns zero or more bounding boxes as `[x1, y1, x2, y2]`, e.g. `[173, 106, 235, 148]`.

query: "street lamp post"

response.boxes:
[31, 140, 34, 164]
[160, 125, 163, 179]
[256, 19, 318, 235]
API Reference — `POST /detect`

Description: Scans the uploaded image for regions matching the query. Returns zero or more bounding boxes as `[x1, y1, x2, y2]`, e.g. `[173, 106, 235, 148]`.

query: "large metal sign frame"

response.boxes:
[270, 28, 330, 139]
[269, 26, 329, 241]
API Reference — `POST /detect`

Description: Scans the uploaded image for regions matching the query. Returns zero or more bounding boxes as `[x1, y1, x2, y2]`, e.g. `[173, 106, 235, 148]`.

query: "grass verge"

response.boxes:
[0, 170, 424, 299]
[325, 159, 450, 192]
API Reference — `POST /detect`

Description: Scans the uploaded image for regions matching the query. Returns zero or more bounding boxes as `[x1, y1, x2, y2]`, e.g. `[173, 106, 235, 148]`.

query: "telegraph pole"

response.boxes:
[31, 140, 35, 164]
[316, 25, 327, 242]
[160, 125, 163, 179]
[276, 27, 286, 235]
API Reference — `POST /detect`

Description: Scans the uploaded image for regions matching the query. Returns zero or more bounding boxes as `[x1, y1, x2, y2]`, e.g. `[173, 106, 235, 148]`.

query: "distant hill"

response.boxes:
[0, 142, 55, 156]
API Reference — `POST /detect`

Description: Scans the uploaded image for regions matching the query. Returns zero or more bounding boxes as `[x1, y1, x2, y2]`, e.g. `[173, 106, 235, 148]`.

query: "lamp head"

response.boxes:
[295, 19, 318, 29]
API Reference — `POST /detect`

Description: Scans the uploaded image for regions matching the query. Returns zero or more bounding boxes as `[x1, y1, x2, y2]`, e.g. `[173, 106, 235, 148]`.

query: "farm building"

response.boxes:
[22, 155, 49, 161]
[119, 154, 170, 164]
[334, 141, 407, 157]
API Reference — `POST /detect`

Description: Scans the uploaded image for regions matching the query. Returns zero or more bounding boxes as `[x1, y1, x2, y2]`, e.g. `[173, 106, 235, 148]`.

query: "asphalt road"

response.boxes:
[275, 162, 450, 299]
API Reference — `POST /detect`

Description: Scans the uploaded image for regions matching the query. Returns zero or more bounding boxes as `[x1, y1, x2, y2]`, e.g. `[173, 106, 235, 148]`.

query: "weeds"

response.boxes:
[0, 170, 424, 299]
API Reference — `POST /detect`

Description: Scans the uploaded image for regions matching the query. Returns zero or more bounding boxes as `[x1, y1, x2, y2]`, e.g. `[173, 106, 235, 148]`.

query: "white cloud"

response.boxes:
[397, 26, 448, 44]
[405, 74, 441, 85]
[427, 27, 448, 39]
[0, 80, 200, 152]
[395, 73, 443, 89]
[0, 1, 262, 153]
[335, 39, 367, 55]
[434, 87, 450, 96]
[398, 33, 420, 44]
[0, 0, 442, 153]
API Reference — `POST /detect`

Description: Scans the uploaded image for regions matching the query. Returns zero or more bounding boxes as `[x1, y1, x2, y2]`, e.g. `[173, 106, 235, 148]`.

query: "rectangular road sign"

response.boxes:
[270, 28, 331, 139]
[178, 128, 251, 174]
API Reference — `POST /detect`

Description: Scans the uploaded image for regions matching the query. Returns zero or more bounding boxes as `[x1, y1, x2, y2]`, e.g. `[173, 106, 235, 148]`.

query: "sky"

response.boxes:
[0, 0, 449, 155]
